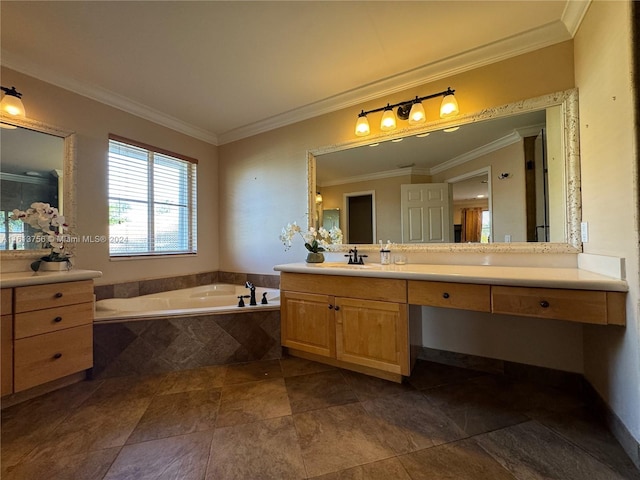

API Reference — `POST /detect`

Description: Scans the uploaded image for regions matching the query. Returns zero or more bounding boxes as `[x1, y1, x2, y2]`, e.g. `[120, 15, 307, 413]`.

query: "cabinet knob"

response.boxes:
[334, 306, 340, 311]
[540, 300, 550, 308]
[53, 316, 63, 323]
[328, 305, 334, 310]
[54, 292, 63, 298]
[53, 353, 63, 360]
[442, 293, 450, 299]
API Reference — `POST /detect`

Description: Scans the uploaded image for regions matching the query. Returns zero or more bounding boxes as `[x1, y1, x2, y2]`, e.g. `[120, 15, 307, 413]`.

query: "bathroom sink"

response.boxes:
[311, 262, 381, 270]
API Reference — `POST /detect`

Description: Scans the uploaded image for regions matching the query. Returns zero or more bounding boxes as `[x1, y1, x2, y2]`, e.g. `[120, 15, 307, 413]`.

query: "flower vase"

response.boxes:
[305, 252, 325, 264]
[39, 260, 71, 272]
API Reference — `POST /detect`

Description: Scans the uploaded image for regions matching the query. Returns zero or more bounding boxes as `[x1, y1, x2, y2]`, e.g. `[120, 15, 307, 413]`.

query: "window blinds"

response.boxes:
[108, 136, 197, 256]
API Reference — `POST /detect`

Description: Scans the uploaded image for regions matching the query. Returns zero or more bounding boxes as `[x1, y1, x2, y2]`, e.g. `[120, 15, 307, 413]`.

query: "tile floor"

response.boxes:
[2, 357, 639, 480]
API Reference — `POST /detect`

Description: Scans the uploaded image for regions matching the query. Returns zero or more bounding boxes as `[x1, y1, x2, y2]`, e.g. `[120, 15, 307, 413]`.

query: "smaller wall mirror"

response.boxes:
[0, 115, 76, 257]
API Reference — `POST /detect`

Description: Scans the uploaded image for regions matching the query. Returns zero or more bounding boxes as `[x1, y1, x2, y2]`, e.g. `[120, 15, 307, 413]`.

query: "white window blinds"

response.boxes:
[108, 136, 197, 256]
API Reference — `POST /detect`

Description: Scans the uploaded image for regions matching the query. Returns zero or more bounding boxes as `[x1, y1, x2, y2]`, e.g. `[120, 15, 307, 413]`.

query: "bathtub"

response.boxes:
[95, 283, 280, 323]
[93, 283, 282, 377]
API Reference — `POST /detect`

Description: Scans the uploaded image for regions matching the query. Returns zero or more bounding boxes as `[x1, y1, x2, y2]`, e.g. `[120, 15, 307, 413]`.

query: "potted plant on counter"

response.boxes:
[280, 222, 343, 263]
[11, 202, 73, 271]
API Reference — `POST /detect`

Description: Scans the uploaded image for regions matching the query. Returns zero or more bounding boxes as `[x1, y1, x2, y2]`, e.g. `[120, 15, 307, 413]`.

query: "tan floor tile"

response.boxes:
[104, 431, 212, 480]
[207, 416, 306, 479]
[216, 378, 291, 427]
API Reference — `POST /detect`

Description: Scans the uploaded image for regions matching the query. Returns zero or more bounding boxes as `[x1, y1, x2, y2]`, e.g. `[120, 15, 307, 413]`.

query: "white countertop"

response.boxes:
[0, 269, 103, 288]
[274, 262, 628, 292]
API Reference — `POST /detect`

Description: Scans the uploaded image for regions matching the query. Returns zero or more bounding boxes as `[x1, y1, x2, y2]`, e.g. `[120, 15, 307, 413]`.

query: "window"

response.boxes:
[108, 135, 197, 256]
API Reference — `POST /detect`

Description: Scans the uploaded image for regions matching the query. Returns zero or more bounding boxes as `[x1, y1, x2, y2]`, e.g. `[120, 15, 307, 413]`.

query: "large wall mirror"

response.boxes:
[308, 89, 581, 252]
[0, 115, 76, 258]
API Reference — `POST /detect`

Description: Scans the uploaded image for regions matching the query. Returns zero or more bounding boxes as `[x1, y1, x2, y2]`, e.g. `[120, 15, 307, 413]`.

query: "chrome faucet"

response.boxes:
[245, 281, 257, 305]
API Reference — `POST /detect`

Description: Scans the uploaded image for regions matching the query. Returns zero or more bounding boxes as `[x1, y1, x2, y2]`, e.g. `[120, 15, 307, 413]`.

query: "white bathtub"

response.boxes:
[95, 283, 280, 323]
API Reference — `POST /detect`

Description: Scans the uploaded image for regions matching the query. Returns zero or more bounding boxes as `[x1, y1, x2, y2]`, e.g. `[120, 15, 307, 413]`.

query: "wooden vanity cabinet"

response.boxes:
[280, 273, 410, 380]
[4, 280, 95, 395]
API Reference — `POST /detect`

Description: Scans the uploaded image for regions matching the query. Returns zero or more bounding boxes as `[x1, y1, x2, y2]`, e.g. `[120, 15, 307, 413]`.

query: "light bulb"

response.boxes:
[0, 94, 25, 117]
[408, 102, 426, 125]
[355, 114, 370, 136]
[380, 108, 396, 131]
[440, 93, 459, 118]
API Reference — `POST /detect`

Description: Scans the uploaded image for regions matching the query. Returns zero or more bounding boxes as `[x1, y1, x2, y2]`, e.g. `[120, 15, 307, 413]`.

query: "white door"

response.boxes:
[401, 183, 453, 243]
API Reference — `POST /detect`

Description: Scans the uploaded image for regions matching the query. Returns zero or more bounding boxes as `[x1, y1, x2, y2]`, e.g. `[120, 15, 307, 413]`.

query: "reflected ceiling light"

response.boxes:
[315, 192, 323, 204]
[0, 86, 26, 117]
[354, 87, 459, 136]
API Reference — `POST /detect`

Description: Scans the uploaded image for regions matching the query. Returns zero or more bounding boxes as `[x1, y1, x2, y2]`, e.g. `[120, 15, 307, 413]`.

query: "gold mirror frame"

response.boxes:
[308, 88, 581, 253]
[0, 115, 77, 259]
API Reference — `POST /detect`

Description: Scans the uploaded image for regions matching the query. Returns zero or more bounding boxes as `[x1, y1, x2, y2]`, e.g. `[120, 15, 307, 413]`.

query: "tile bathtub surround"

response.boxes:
[2, 358, 639, 479]
[93, 271, 280, 300]
[92, 310, 282, 378]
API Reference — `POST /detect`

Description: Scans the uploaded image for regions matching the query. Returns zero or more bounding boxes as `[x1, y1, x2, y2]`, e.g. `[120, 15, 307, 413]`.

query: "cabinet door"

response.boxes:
[281, 291, 336, 358]
[335, 298, 409, 375]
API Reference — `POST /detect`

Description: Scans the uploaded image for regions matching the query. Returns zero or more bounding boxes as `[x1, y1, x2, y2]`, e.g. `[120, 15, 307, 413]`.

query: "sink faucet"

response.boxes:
[245, 281, 257, 305]
[346, 247, 368, 265]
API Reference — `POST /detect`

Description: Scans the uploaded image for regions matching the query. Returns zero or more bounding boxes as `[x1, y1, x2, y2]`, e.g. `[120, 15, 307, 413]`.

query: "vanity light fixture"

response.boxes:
[315, 192, 323, 204]
[354, 87, 458, 137]
[0, 86, 26, 117]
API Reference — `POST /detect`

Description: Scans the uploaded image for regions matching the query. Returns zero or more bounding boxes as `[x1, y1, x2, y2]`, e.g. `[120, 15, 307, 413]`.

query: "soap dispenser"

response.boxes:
[380, 240, 391, 265]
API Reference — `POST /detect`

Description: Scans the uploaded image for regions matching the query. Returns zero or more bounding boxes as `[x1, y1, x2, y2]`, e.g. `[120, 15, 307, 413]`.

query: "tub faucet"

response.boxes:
[245, 281, 257, 305]
[237, 295, 250, 307]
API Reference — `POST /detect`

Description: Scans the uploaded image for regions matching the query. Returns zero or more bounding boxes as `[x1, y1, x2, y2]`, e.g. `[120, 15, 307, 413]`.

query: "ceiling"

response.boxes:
[0, 1, 588, 146]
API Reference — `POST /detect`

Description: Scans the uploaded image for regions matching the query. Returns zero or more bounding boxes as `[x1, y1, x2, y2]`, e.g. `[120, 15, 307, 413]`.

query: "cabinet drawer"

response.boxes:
[1, 289, 12, 315]
[14, 324, 93, 392]
[492, 286, 608, 324]
[15, 302, 94, 339]
[15, 280, 94, 313]
[281, 273, 406, 303]
[408, 281, 490, 312]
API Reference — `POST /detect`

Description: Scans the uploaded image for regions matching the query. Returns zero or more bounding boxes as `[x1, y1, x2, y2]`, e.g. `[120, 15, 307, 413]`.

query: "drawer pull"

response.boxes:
[328, 304, 334, 310]
[334, 306, 340, 311]
[442, 293, 450, 299]
[53, 316, 63, 323]
[54, 292, 64, 298]
[540, 300, 550, 308]
[53, 353, 63, 360]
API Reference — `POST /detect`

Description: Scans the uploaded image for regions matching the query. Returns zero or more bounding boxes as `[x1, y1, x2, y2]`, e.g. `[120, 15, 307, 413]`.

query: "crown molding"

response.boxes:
[561, 0, 591, 37]
[430, 131, 523, 175]
[217, 19, 572, 144]
[319, 166, 431, 188]
[3, 7, 585, 147]
[1, 50, 219, 145]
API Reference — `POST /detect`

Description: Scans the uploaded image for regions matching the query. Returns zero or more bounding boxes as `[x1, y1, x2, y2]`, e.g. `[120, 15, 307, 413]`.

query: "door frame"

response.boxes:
[447, 166, 493, 243]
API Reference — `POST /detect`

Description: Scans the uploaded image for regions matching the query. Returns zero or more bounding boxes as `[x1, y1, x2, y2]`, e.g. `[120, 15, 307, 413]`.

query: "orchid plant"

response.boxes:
[11, 202, 73, 270]
[280, 222, 343, 253]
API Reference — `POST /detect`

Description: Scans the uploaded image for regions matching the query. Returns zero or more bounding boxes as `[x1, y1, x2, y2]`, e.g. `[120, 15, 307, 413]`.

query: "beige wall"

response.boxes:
[433, 141, 527, 242]
[575, 0, 640, 447]
[0, 68, 219, 285]
[320, 174, 431, 244]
